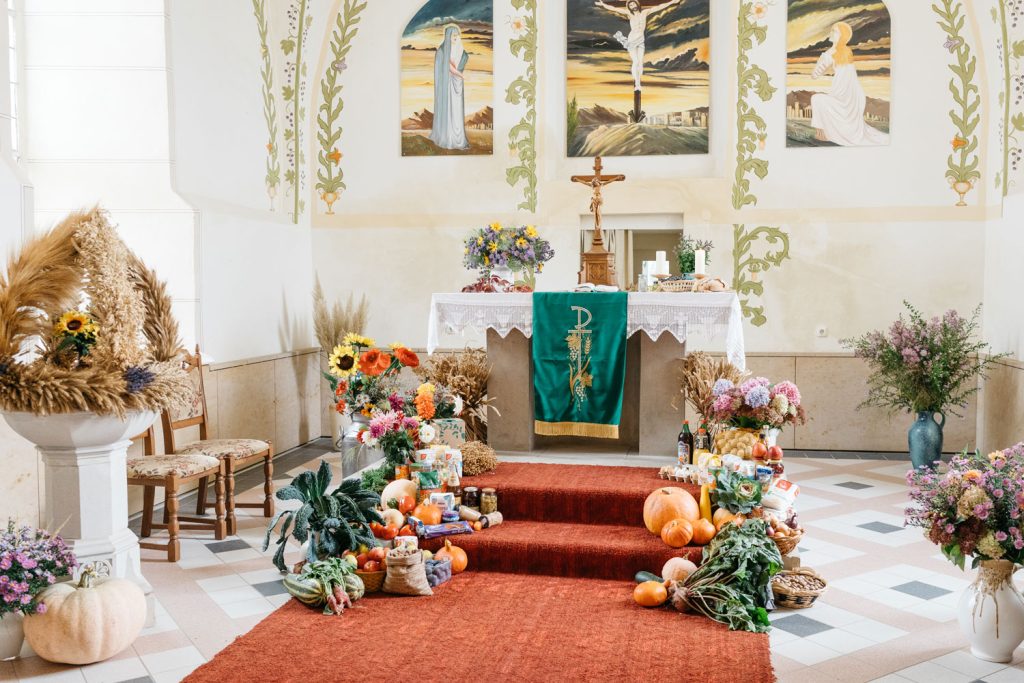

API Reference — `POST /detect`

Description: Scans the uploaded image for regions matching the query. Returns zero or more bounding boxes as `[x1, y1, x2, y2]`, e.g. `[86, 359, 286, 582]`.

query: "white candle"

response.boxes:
[695, 249, 706, 275]
[656, 250, 667, 262]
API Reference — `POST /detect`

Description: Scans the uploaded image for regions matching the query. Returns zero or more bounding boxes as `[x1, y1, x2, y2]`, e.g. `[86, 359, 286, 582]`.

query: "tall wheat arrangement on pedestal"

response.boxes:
[0, 207, 189, 416]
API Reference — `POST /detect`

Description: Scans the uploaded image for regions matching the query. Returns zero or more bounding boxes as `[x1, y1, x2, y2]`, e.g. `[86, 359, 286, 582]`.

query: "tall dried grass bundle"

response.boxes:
[0, 208, 189, 417]
[416, 348, 495, 442]
[312, 277, 368, 351]
[678, 351, 748, 433]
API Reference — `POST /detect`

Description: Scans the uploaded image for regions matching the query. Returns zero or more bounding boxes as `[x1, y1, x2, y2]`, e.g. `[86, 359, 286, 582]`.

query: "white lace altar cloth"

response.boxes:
[427, 291, 746, 369]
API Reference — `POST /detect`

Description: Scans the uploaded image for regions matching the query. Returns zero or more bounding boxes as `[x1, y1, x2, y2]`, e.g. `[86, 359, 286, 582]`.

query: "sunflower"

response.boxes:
[328, 344, 358, 378]
[394, 346, 420, 368]
[342, 333, 376, 348]
[54, 310, 97, 338]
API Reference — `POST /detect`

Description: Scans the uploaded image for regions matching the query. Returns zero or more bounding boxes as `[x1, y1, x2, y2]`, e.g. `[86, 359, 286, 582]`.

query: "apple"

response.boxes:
[363, 560, 381, 572]
[343, 554, 358, 569]
[767, 445, 784, 461]
[381, 524, 399, 541]
[356, 553, 368, 569]
[368, 546, 387, 563]
[751, 442, 768, 461]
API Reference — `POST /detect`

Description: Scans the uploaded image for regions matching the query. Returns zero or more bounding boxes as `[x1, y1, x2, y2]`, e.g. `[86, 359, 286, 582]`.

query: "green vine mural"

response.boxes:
[994, 0, 1024, 196]
[933, 0, 981, 206]
[281, 0, 312, 224]
[252, 0, 281, 211]
[732, 2, 790, 328]
[505, 0, 538, 213]
[315, 0, 366, 215]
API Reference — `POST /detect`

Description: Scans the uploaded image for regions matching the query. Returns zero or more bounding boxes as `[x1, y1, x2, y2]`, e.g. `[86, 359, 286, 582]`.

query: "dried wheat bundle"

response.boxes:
[312, 277, 368, 351]
[416, 348, 496, 442]
[460, 440, 498, 476]
[0, 207, 189, 417]
[678, 351, 749, 428]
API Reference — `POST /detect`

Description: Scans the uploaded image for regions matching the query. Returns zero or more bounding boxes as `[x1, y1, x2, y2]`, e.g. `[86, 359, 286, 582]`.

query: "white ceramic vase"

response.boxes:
[1, 410, 158, 624]
[957, 560, 1024, 663]
[0, 614, 24, 661]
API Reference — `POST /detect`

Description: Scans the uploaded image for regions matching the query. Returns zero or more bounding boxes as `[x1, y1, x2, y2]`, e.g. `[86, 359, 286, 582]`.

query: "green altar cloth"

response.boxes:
[532, 292, 627, 439]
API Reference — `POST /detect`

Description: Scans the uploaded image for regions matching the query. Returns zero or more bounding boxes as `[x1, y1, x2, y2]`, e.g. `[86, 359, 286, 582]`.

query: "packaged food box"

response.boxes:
[429, 492, 455, 512]
[421, 521, 474, 539]
[392, 535, 418, 551]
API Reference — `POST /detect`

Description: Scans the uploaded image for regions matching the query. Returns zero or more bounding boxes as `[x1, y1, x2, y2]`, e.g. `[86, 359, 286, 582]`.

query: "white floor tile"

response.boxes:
[894, 660, 973, 683]
[216, 547, 263, 564]
[805, 628, 876, 654]
[80, 656, 149, 683]
[771, 638, 843, 666]
[238, 568, 286, 585]
[151, 662, 204, 683]
[929, 650, 1010, 678]
[220, 596, 275, 619]
[140, 645, 205, 675]
[206, 585, 264, 605]
[840, 619, 908, 643]
[196, 573, 248, 592]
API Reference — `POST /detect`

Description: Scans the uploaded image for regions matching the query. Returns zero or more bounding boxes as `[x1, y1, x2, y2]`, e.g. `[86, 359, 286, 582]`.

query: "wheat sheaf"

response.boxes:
[0, 207, 190, 417]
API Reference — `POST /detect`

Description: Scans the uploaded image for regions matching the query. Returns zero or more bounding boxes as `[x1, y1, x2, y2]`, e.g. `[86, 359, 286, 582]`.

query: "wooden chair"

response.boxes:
[127, 426, 227, 562]
[162, 346, 275, 536]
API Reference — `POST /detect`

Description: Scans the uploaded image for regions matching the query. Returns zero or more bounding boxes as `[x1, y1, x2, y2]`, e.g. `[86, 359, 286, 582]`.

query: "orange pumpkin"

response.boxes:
[643, 487, 700, 535]
[633, 580, 668, 608]
[691, 518, 716, 545]
[660, 518, 694, 548]
[412, 502, 442, 525]
[435, 539, 468, 573]
[714, 510, 745, 531]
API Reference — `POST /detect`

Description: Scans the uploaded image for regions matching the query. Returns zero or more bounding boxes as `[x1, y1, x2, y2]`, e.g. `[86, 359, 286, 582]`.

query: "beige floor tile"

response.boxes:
[131, 630, 191, 656]
[139, 645, 205, 676]
[79, 656, 148, 683]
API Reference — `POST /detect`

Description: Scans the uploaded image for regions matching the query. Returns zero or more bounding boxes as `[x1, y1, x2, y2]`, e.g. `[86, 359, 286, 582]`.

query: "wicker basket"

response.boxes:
[356, 569, 386, 593]
[653, 278, 697, 292]
[771, 529, 804, 556]
[772, 567, 827, 609]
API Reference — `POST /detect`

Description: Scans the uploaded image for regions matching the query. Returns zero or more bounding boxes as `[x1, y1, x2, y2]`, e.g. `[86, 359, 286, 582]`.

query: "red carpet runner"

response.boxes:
[186, 462, 774, 682]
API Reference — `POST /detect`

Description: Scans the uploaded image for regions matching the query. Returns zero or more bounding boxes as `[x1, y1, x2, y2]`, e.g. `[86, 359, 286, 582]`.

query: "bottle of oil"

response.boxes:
[693, 427, 711, 465]
[677, 420, 695, 465]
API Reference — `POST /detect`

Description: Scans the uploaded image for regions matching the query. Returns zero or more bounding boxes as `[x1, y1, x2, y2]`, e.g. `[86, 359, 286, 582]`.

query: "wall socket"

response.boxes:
[815, 325, 828, 338]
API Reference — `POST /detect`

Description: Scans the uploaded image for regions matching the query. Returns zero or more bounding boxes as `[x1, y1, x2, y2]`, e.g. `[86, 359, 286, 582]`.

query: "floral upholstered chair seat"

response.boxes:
[127, 454, 220, 479]
[177, 438, 270, 459]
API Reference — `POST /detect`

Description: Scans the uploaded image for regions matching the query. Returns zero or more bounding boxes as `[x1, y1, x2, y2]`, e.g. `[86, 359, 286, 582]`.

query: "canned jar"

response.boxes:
[462, 486, 480, 511]
[480, 487, 498, 515]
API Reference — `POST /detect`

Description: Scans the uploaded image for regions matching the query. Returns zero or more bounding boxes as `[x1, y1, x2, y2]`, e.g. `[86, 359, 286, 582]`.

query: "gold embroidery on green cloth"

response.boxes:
[566, 305, 594, 410]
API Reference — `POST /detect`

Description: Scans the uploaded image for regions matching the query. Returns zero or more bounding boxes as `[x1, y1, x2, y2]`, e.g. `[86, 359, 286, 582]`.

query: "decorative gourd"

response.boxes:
[661, 557, 698, 582]
[690, 518, 716, 545]
[284, 573, 323, 606]
[412, 502, 443, 526]
[381, 479, 418, 509]
[660, 518, 694, 548]
[643, 487, 699, 535]
[380, 508, 405, 529]
[434, 539, 468, 573]
[633, 580, 668, 608]
[23, 565, 146, 665]
[343, 573, 365, 602]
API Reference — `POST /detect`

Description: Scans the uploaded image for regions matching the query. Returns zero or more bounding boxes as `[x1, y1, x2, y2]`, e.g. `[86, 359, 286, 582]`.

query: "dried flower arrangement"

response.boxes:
[312, 277, 368, 352]
[415, 348, 496, 442]
[677, 351, 748, 434]
[460, 441, 499, 476]
[0, 208, 189, 416]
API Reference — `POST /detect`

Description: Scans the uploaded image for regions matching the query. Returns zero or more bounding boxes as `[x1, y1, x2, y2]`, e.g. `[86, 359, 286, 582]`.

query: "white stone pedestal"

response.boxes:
[2, 410, 158, 622]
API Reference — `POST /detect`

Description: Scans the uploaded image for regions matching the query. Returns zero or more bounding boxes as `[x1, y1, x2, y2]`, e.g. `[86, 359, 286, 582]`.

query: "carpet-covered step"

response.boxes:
[461, 462, 700, 527]
[420, 520, 702, 581]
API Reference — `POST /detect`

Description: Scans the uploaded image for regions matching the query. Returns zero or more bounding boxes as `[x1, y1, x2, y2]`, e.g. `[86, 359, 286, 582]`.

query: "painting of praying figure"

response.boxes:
[566, 0, 710, 157]
[786, 0, 891, 147]
[401, 0, 493, 156]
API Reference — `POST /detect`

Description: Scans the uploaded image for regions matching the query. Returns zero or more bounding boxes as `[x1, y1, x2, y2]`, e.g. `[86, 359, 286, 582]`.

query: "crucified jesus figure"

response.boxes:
[593, 0, 683, 92]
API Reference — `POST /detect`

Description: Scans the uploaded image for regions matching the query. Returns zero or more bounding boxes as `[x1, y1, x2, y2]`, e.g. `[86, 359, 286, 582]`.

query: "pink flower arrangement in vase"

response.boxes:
[710, 377, 807, 431]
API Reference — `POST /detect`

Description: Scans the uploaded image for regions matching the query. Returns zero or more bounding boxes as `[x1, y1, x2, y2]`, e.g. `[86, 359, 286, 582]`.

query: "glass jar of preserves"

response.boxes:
[462, 486, 480, 511]
[480, 487, 498, 515]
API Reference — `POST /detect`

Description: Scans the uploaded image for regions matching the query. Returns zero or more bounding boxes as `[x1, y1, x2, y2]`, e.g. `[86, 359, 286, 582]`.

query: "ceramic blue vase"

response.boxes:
[908, 411, 945, 469]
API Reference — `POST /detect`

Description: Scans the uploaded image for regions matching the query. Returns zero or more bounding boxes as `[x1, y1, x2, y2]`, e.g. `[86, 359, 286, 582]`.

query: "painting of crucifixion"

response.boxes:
[566, 0, 710, 157]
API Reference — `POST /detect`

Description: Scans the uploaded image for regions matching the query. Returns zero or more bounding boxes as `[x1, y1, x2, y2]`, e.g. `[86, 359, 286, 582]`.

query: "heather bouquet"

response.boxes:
[842, 303, 1006, 417]
[710, 377, 806, 431]
[324, 334, 420, 419]
[1, 521, 78, 616]
[906, 445, 1024, 569]
[462, 222, 554, 282]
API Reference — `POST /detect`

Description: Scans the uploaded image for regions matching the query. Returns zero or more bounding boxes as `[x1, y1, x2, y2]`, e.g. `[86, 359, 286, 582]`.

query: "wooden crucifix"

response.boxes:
[572, 156, 625, 286]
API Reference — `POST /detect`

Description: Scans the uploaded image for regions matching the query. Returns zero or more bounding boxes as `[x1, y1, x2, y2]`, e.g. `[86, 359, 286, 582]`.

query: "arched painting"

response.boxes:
[566, 0, 710, 157]
[401, 0, 493, 156]
[786, 0, 891, 147]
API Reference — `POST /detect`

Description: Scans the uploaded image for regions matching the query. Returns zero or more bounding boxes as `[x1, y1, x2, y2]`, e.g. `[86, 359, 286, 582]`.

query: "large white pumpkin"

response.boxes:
[23, 567, 146, 665]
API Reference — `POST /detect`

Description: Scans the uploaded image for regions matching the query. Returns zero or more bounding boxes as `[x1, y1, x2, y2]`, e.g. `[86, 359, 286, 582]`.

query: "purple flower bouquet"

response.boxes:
[710, 377, 807, 431]
[0, 521, 77, 616]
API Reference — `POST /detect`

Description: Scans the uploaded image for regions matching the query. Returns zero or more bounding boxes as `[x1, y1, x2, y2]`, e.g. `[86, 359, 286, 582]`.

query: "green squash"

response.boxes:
[283, 574, 324, 606]
[343, 573, 365, 602]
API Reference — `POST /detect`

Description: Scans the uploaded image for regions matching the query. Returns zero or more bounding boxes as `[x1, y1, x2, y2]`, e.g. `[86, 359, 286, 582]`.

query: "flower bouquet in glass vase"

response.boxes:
[906, 446, 1024, 662]
[461, 222, 554, 292]
[710, 377, 806, 455]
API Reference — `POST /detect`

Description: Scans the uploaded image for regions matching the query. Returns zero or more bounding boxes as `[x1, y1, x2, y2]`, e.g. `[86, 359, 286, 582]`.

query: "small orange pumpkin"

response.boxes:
[435, 539, 468, 573]
[691, 518, 716, 545]
[660, 518, 694, 548]
[412, 502, 442, 526]
[633, 580, 668, 608]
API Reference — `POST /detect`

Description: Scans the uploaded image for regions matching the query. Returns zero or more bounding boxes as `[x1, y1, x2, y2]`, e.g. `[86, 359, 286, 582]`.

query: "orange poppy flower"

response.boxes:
[359, 349, 392, 376]
[394, 346, 420, 368]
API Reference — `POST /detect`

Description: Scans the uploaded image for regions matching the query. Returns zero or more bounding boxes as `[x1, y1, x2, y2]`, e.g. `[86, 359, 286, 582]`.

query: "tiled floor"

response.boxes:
[3, 441, 1024, 683]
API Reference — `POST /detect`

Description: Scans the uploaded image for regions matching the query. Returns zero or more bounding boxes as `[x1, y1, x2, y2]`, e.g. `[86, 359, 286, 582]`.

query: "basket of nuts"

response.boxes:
[772, 567, 827, 609]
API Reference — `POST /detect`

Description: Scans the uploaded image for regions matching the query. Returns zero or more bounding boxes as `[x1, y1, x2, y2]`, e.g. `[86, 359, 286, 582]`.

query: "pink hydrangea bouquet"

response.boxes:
[905, 445, 1024, 568]
[710, 377, 807, 430]
[1, 521, 77, 616]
